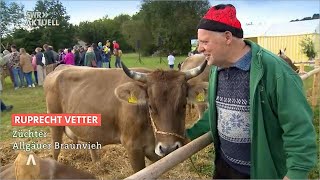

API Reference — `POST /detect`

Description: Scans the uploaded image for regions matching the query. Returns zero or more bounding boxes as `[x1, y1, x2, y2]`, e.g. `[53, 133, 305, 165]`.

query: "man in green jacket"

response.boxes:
[186, 4, 317, 179]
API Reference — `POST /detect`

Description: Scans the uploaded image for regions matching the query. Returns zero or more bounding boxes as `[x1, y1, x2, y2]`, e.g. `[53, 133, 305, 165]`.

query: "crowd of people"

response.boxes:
[0, 40, 123, 91]
[57, 40, 122, 68]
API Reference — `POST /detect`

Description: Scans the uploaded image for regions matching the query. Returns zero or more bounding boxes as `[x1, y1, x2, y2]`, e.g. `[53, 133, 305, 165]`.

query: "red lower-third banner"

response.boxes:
[11, 114, 101, 126]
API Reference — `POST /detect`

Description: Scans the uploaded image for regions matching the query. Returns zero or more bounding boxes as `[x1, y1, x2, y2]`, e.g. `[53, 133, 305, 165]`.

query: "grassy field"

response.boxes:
[0, 54, 319, 179]
[117, 53, 187, 69]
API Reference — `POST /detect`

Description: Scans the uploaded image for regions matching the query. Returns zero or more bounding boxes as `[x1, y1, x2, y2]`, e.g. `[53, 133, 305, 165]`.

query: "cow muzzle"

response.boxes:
[155, 142, 182, 157]
[149, 111, 184, 156]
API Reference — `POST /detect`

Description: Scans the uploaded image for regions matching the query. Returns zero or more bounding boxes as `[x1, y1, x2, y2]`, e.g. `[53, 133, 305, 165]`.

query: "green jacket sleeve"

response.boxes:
[276, 73, 317, 179]
[186, 108, 210, 140]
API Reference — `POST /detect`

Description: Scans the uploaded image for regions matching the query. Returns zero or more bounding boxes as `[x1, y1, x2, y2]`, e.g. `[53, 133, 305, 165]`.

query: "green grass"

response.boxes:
[0, 54, 319, 178]
[303, 66, 316, 90]
[120, 53, 187, 70]
[0, 84, 48, 140]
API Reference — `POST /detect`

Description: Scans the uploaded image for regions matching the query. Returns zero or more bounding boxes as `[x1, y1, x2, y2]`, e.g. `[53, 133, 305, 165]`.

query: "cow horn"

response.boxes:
[184, 60, 207, 80]
[121, 61, 147, 83]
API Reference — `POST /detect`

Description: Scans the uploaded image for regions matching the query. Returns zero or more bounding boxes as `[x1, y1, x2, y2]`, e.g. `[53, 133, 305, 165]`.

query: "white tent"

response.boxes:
[264, 19, 320, 36]
[243, 19, 320, 38]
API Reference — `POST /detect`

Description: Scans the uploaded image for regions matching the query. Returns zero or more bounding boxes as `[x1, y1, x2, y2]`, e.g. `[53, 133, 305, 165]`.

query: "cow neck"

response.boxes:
[148, 109, 185, 140]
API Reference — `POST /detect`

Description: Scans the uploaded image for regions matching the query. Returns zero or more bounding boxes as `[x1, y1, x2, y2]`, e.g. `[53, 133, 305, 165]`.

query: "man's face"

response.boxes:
[11, 47, 16, 52]
[197, 29, 228, 67]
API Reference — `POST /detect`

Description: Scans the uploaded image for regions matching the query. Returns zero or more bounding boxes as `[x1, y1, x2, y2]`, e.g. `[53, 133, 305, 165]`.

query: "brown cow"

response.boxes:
[278, 49, 299, 72]
[179, 54, 210, 118]
[0, 152, 96, 179]
[44, 61, 208, 172]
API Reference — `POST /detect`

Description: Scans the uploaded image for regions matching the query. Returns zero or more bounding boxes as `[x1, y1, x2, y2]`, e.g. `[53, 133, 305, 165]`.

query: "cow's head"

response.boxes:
[115, 61, 208, 157]
[278, 48, 287, 57]
[277, 48, 299, 72]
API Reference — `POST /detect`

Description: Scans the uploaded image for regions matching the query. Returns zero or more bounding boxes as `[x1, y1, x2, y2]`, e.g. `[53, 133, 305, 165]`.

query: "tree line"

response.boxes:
[290, 13, 320, 22]
[0, 0, 210, 56]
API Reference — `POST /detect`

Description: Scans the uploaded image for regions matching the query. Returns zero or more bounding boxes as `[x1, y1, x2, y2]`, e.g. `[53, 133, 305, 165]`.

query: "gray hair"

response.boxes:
[3, 50, 10, 56]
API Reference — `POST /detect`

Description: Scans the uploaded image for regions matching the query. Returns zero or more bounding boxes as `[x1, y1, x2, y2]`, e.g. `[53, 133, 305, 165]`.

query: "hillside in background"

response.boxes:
[290, 13, 319, 22]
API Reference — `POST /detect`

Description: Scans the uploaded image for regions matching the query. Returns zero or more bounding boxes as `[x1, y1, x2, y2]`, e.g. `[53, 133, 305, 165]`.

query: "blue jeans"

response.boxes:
[115, 57, 122, 68]
[97, 61, 102, 68]
[12, 67, 25, 87]
[34, 71, 38, 84]
[1, 100, 6, 111]
[24, 72, 33, 86]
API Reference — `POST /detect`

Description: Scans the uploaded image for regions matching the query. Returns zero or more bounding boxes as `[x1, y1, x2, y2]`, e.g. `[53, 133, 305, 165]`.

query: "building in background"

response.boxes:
[244, 19, 320, 62]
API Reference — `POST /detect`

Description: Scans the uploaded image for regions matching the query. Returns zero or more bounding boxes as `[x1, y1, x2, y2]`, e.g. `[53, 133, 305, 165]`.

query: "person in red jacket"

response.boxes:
[112, 40, 120, 50]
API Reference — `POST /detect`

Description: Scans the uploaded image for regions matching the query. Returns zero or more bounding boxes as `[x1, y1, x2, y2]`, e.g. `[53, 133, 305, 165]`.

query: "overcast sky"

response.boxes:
[7, 0, 320, 25]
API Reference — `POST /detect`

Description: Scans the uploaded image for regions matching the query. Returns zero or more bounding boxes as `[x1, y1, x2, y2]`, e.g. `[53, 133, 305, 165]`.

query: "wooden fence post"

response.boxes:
[311, 59, 320, 107]
[315, 59, 320, 67]
[311, 73, 319, 107]
[299, 63, 305, 73]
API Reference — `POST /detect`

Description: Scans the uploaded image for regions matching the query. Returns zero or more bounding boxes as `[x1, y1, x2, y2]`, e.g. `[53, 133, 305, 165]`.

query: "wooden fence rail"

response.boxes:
[297, 59, 319, 74]
[125, 66, 320, 180]
[300, 67, 320, 80]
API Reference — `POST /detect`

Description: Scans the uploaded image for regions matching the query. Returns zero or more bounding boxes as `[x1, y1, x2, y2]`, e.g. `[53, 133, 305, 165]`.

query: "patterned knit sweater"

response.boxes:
[216, 50, 252, 175]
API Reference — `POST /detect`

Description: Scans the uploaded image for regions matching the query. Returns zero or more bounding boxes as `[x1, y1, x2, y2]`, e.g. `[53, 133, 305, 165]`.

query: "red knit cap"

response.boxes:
[197, 4, 243, 38]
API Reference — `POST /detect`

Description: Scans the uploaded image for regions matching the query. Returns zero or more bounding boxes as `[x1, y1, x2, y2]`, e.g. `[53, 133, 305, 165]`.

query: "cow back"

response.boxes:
[180, 54, 210, 84]
[44, 66, 153, 144]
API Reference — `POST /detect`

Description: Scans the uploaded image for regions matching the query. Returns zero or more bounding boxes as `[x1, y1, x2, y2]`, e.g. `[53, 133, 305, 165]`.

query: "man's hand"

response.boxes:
[283, 176, 290, 180]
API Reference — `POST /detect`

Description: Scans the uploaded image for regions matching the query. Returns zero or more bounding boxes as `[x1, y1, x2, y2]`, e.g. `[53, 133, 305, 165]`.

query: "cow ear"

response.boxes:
[187, 82, 209, 103]
[114, 82, 147, 105]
